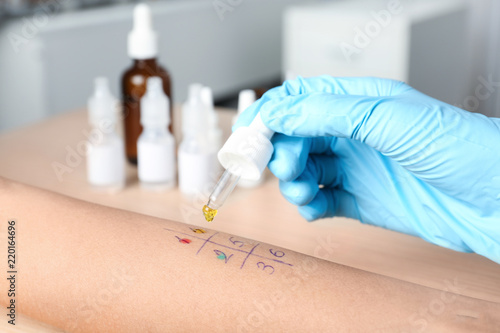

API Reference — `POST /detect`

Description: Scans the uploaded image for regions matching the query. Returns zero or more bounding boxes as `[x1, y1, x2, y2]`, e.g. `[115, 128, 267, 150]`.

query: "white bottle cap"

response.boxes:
[128, 3, 158, 60]
[201, 86, 219, 127]
[188, 83, 203, 103]
[201, 86, 214, 110]
[284, 70, 298, 82]
[141, 77, 170, 128]
[237, 89, 257, 115]
[88, 77, 117, 127]
[218, 113, 274, 181]
[201, 85, 223, 175]
[182, 83, 207, 135]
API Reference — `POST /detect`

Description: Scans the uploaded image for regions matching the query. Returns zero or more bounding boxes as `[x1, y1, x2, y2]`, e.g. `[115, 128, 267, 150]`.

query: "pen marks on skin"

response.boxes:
[163, 227, 294, 276]
[269, 249, 285, 258]
[229, 236, 245, 248]
[256, 262, 275, 275]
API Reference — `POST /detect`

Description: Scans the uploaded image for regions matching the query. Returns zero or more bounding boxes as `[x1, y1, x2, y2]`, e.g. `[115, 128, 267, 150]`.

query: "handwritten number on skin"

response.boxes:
[257, 262, 275, 275]
[269, 249, 285, 258]
[229, 236, 245, 248]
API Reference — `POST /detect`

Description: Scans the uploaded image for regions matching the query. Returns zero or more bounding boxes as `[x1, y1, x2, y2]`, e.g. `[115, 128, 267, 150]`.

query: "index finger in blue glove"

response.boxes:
[279, 154, 342, 206]
[259, 92, 413, 156]
[233, 85, 285, 130]
[269, 134, 333, 182]
[298, 188, 359, 222]
[233, 76, 410, 131]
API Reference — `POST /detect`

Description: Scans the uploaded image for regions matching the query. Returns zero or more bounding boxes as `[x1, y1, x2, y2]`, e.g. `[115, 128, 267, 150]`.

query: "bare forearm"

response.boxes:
[0, 178, 498, 332]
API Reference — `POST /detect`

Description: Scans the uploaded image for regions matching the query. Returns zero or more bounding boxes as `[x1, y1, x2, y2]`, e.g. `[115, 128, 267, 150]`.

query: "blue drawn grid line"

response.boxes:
[240, 243, 259, 269]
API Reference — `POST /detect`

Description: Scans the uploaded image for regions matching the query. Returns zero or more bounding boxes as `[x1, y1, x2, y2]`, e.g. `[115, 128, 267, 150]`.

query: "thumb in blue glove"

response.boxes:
[234, 76, 500, 263]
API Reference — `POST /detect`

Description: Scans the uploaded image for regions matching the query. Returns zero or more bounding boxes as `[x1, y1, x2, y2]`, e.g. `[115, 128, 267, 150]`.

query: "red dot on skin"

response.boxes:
[179, 238, 192, 244]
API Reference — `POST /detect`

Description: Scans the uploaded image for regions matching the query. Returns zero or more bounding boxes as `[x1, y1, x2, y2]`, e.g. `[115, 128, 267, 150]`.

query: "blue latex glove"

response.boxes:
[235, 76, 500, 263]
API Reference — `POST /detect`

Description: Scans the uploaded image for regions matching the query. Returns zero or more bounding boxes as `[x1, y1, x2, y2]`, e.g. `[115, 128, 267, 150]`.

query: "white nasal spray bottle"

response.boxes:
[86, 77, 125, 190]
[128, 3, 158, 60]
[178, 84, 214, 196]
[233, 89, 257, 126]
[233, 89, 264, 188]
[201, 86, 223, 175]
[137, 77, 176, 190]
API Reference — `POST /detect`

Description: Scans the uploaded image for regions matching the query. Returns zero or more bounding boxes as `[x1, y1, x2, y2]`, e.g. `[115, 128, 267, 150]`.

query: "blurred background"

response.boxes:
[0, 0, 499, 132]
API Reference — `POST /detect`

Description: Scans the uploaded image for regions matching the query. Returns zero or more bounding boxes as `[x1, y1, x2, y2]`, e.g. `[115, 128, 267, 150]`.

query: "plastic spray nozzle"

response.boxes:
[188, 83, 203, 103]
[128, 3, 158, 59]
[182, 83, 207, 135]
[201, 86, 214, 109]
[141, 77, 170, 128]
[133, 3, 153, 31]
[233, 89, 257, 126]
[237, 89, 257, 116]
[203, 113, 274, 221]
[201, 86, 217, 124]
[88, 77, 116, 127]
[201, 86, 221, 134]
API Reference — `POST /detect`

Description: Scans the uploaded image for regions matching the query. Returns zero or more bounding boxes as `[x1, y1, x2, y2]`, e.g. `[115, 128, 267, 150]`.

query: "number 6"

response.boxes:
[269, 249, 285, 258]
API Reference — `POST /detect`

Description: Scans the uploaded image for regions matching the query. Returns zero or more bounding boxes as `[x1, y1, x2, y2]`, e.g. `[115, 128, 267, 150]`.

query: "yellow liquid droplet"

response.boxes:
[202, 205, 218, 222]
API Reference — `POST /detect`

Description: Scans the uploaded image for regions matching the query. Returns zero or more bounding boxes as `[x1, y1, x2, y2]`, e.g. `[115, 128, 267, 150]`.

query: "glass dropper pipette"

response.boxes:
[202, 113, 274, 222]
[203, 170, 240, 222]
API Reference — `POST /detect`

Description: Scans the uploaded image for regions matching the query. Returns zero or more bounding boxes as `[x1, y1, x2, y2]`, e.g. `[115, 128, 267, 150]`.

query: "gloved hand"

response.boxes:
[235, 76, 500, 263]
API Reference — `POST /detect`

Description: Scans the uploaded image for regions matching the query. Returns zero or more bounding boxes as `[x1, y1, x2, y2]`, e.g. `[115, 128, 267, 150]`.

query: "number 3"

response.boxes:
[256, 262, 275, 275]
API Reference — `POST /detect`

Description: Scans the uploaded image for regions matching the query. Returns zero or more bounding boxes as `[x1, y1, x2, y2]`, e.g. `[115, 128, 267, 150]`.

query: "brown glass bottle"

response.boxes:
[121, 58, 172, 164]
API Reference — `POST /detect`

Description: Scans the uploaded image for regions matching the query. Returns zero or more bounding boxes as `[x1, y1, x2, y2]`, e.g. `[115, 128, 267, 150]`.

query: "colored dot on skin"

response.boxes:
[191, 228, 206, 234]
[177, 237, 192, 244]
[214, 250, 226, 260]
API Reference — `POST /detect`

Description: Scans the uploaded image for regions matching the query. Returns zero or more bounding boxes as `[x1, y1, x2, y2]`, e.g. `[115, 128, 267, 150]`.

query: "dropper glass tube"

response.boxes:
[203, 170, 240, 222]
[203, 113, 274, 222]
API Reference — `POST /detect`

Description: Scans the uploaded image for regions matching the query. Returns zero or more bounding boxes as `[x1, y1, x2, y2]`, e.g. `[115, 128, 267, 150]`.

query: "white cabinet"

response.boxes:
[283, 0, 469, 105]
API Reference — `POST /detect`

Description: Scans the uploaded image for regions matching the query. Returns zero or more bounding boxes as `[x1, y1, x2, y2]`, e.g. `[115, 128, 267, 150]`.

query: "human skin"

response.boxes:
[0, 177, 498, 332]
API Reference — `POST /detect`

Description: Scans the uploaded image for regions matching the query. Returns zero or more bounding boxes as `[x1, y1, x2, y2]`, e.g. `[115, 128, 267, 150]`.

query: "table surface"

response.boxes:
[1, 107, 499, 332]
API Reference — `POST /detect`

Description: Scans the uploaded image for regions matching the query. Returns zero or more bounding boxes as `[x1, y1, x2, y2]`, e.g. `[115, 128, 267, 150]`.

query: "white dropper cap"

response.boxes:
[188, 83, 203, 103]
[141, 77, 170, 128]
[237, 89, 257, 116]
[233, 89, 257, 126]
[88, 77, 117, 127]
[201, 86, 220, 132]
[128, 3, 158, 60]
[182, 83, 207, 135]
[201, 86, 214, 109]
[201, 86, 216, 124]
[201, 86, 223, 164]
[284, 70, 298, 82]
[218, 113, 274, 181]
